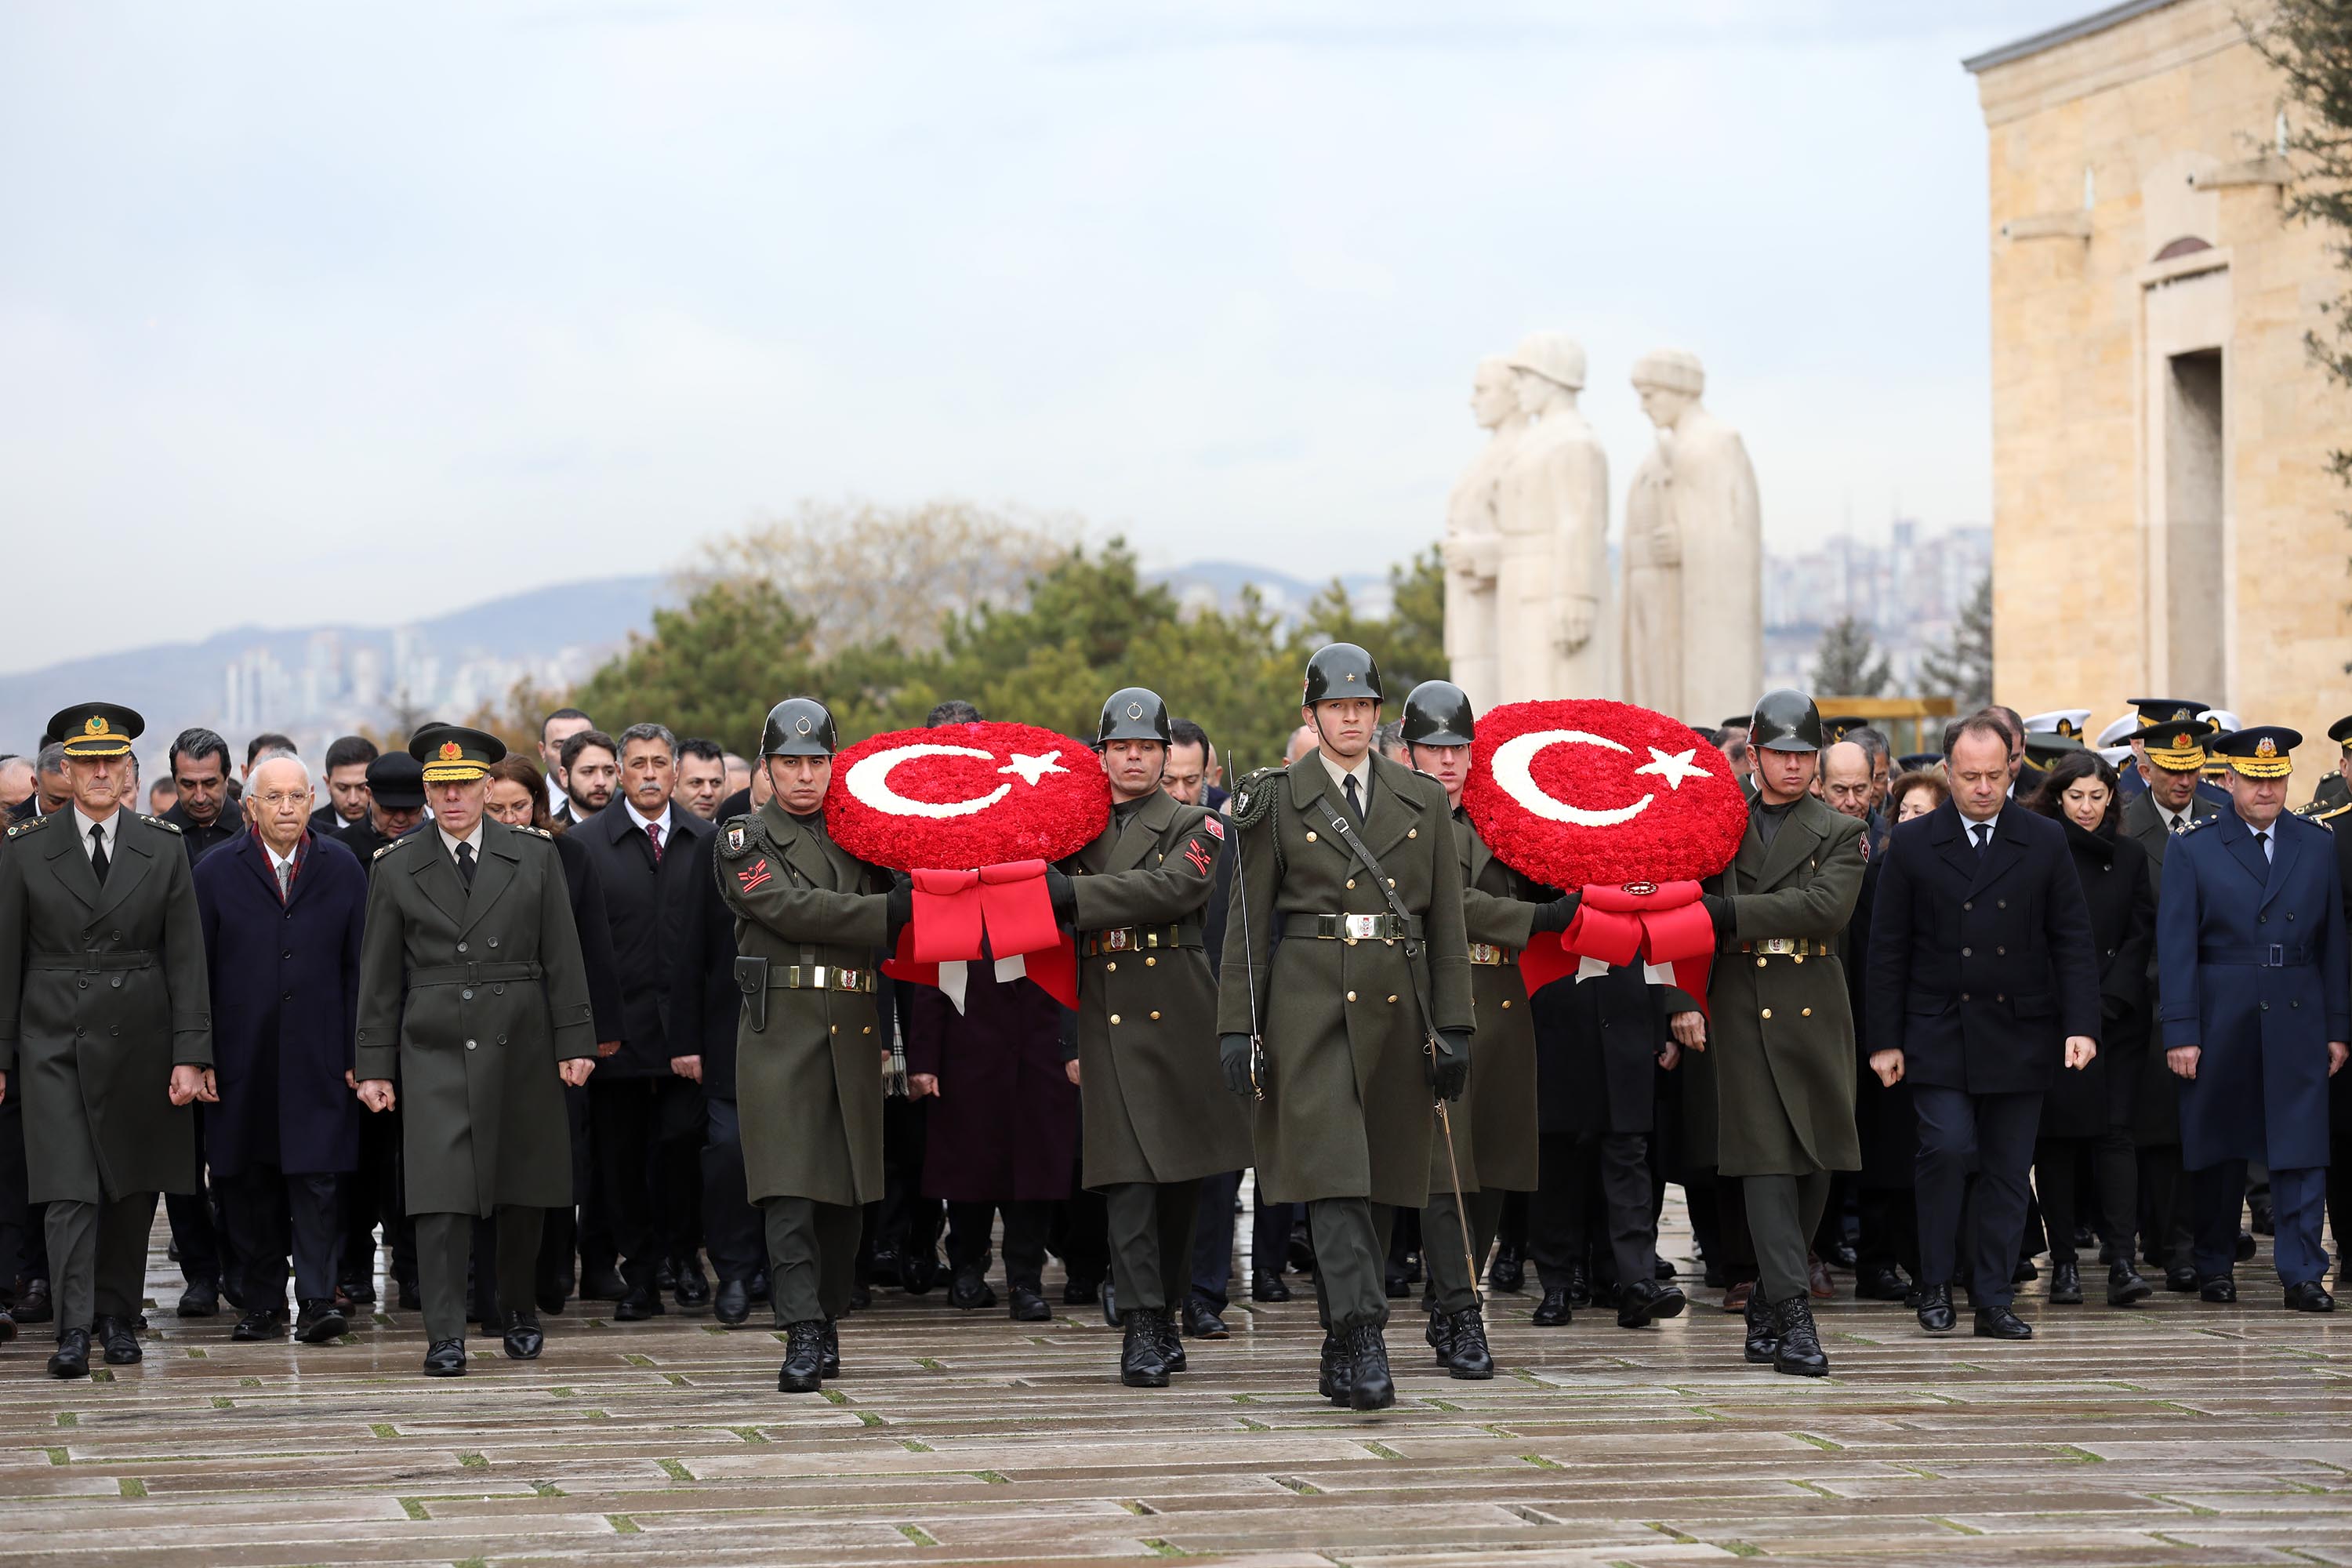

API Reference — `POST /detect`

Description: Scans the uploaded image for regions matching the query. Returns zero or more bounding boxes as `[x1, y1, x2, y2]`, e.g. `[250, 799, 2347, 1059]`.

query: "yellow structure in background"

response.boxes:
[1967, 0, 2352, 790]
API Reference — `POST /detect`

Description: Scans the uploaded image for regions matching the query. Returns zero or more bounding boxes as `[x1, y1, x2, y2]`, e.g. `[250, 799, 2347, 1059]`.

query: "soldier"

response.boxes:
[1218, 644, 1474, 1411]
[1051, 688, 1251, 1388]
[354, 727, 599, 1376]
[713, 699, 906, 1394]
[0, 702, 215, 1378]
[1398, 681, 1579, 1377]
[2313, 717, 2352, 815]
[2158, 727, 2349, 1310]
[1684, 690, 1865, 1377]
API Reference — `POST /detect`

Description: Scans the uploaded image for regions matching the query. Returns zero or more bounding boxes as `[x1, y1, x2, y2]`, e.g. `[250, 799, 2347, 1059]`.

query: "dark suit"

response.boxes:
[1868, 801, 2100, 1305]
[154, 797, 245, 1291]
[2121, 788, 2220, 1272]
[668, 814, 764, 1289]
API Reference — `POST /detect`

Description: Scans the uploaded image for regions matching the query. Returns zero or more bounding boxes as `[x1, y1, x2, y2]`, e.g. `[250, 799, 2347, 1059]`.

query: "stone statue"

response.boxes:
[1491, 331, 1609, 704]
[1621, 349, 1762, 724]
[1439, 354, 1524, 711]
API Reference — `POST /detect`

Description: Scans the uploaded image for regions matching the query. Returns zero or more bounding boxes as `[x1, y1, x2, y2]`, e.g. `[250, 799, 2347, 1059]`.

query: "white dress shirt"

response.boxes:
[625, 798, 673, 844]
[437, 819, 485, 866]
[1960, 808, 2001, 851]
[73, 805, 120, 864]
[1318, 750, 1373, 812]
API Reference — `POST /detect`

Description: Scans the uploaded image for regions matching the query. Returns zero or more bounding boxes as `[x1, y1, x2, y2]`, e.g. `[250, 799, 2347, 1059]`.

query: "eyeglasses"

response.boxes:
[254, 792, 311, 809]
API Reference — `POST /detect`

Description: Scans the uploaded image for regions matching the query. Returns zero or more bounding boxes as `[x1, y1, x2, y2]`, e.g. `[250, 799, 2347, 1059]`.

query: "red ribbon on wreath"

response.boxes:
[1516, 879, 1716, 1018]
[881, 860, 1078, 1013]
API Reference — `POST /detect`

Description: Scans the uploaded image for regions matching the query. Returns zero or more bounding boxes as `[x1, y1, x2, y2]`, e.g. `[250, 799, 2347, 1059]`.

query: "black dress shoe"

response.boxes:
[2012, 1258, 2038, 1283]
[1120, 1309, 1171, 1388]
[2165, 1263, 2198, 1292]
[673, 1258, 711, 1309]
[1318, 1330, 1352, 1406]
[581, 1265, 628, 1300]
[1345, 1325, 1396, 1410]
[1743, 1291, 1779, 1364]
[1655, 1258, 1678, 1279]
[1007, 1286, 1052, 1323]
[423, 1339, 467, 1377]
[1182, 1299, 1229, 1339]
[748, 1269, 771, 1303]
[232, 1308, 287, 1341]
[949, 1270, 996, 1311]
[339, 1278, 377, 1306]
[822, 1319, 841, 1378]
[15, 1278, 52, 1323]
[1250, 1272, 1291, 1303]
[294, 1300, 347, 1344]
[895, 1253, 935, 1296]
[1099, 1278, 1118, 1328]
[713, 1279, 752, 1326]
[2107, 1263, 2153, 1307]
[612, 1285, 666, 1321]
[1531, 1288, 1573, 1327]
[48, 1329, 90, 1379]
[1566, 1263, 1592, 1307]
[1854, 1265, 1911, 1301]
[1973, 1305, 2033, 1340]
[1828, 1241, 1858, 1270]
[1916, 1283, 1956, 1334]
[1381, 1265, 1410, 1300]
[2199, 1275, 2238, 1304]
[0, 1307, 14, 1344]
[177, 1279, 220, 1319]
[1063, 1275, 1102, 1307]
[848, 1283, 872, 1312]
[2235, 1229, 2257, 1262]
[1617, 1278, 1687, 1329]
[397, 1278, 423, 1312]
[2048, 1260, 2083, 1305]
[778, 1320, 826, 1392]
[1486, 1243, 1526, 1294]
[1442, 1307, 1494, 1380]
[654, 1257, 677, 1291]
[1773, 1296, 1830, 1377]
[2285, 1279, 2336, 1313]
[499, 1308, 544, 1359]
[94, 1315, 141, 1364]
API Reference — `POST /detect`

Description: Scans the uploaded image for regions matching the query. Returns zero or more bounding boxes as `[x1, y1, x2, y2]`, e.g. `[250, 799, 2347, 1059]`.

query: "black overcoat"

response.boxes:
[572, 804, 708, 1076]
[2040, 817, 2154, 1138]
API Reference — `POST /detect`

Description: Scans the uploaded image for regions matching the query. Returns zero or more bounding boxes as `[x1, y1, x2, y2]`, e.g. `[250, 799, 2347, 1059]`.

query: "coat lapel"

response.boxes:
[2260, 818, 2301, 909]
[458, 826, 521, 936]
[1968, 815, 2030, 898]
[1362, 754, 1423, 858]
[87, 818, 159, 925]
[1109, 791, 1175, 873]
[408, 832, 470, 929]
[42, 816, 102, 910]
[765, 803, 842, 891]
[2221, 815, 2270, 893]
[1752, 797, 1825, 890]
[241, 833, 285, 906]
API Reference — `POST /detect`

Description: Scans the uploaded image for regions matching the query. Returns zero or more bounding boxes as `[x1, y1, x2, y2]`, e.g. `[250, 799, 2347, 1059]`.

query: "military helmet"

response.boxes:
[1749, 689, 1825, 753]
[1400, 680, 1475, 747]
[760, 698, 838, 758]
[1302, 642, 1384, 705]
[1095, 687, 1171, 747]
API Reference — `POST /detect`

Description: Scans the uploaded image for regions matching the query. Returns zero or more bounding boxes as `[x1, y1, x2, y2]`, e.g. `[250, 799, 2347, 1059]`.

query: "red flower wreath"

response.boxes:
[825, 721, 1109, 872]
[1461, 699, 1748, 891]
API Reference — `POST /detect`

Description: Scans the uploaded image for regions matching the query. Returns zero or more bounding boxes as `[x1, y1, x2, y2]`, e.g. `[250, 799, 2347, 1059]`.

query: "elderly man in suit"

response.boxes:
[1867, 712, 2101, 1341]
[194, 752, 368, 1346]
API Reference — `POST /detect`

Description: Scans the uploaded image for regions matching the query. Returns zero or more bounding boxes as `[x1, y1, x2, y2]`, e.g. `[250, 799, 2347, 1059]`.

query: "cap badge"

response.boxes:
[2057, 720, 2077, 738]
[2173, 708, 2194, 721]
[438, 741, 463, 761]
[2257, 736, 2278, 758]
[2170, 735, 2194, 753]
[85, 717, 108, 737]
[1126, 702, 1142, 720]
[795, 717, 812, 735]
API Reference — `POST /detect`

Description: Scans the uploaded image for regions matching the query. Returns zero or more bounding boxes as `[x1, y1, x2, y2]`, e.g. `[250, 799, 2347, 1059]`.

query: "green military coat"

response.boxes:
[1218, 752, 1473, 1210]
[0, 811, 212, 1203]
[716, 802, 889, 1209]
[1699, 793, 1865, 1178]
[1445, 809, 1540, 1194]
[1061, 790, 1252, 1188]
[354, 822, 595, 1216]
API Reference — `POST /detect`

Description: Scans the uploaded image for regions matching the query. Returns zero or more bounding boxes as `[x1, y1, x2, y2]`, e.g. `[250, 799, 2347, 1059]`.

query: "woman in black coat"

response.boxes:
[2024, 750, 2156, 1308]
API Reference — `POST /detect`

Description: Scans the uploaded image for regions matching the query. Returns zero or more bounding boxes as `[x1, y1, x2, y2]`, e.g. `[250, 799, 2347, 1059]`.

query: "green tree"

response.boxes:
[1285, 547, 1449, 699]
[1919, 575, 1994, 711]
[572, 579, 826, 756]
[1809, 615, 1893, 698]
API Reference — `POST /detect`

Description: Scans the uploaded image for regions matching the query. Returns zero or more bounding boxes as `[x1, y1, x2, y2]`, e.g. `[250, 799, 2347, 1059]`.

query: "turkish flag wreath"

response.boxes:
[1461, 699, 1749, 1014]
[826, 721, 1109, 1012]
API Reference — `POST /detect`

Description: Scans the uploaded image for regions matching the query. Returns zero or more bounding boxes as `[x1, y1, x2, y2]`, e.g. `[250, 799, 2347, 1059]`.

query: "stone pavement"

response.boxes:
[0, 1215, 2347, 1567]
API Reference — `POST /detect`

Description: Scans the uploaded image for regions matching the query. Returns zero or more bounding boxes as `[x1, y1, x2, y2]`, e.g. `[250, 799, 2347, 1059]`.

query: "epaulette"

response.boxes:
[521, 825, 553, 839]
[4, 813, 51, 839]
[2296, 799, 2352, 823]
[719, 814, 768, 858]
[1229, 767, 1283, 829]
[143, 814, 180, 834]
[2183, 814, 2223, 833]
[373, 839, 405, 860]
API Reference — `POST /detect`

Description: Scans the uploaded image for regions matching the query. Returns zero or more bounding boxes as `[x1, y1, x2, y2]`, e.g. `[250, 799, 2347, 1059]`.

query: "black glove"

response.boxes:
[1220, 1033, 1258, 1098]
[1044, 866, 1076, 919]
[1428, 1029, 1471, 1102]
[1528, 891, 1580, 934]
[884, 873, 913, 948]
[1701, 893, 1734, 935]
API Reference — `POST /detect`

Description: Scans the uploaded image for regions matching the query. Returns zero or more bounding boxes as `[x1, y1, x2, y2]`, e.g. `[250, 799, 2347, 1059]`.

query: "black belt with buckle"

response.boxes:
[1286, 913, 1421, 942]
[2200, 944, 2311, 968]
[409, 961, 543, 987]
[768, 964, 876, 993]
[1082, 924, 1198, 956]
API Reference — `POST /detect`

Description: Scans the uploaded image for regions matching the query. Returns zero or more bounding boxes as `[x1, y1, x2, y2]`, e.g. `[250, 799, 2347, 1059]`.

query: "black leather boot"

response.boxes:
[1155, 1314, 1188, 1374]
[1442, 1307, 1494, 1380]
[1772, 1295, 1829, 1377]
[1743, 1290, 1779, 1364]
[1318, 1330, 1352, 1406]
[1424, 1305, 1455, 1365]
[1531, 1288, 1572, 1327]
[778, 1320, 826, 1392]
[1120, 1308, 1171, 1388]
[821, 1319, 841, 1378]
[1487, 1242, 1526, 1294]
[1345, 1324, 1396, 1410]
[2107, 1261, 2154, 1306]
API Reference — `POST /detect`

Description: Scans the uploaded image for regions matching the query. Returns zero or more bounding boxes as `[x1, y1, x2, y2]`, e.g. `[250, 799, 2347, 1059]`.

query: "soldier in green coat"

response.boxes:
[1398, 681, 1576, 1380]
[1049, 687, 1251, 1388]
[714, 699, 906, 1396]
[0, 702, 215, 1378]
[1683, 689, 1865, 1378]
[354, 727, 598, 1377]
[1219, 644, 1475, 1411]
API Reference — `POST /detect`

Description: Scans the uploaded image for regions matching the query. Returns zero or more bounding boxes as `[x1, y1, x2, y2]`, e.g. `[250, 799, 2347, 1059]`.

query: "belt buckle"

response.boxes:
[1756, 937, 1794, 956]
[836, 967, 858, 991]
[809, 964, 827, 990]
[2269, 944, 2284, 967]
[1101, 929, 1133, 953]
[1344, 913, 1381, 940]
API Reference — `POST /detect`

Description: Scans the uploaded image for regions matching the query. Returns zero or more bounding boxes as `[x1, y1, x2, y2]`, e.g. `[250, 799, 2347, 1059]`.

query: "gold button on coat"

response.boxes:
[1149, 1011, 1161, 1020]
[1106, 960, 1116, 972]
[1305, 831, 1318, 842]
[1346, 991, 1357, 1002]
[1386, 994, 1398, 1004]
[1801, 1008, 1812, 1018]
[1760, 1008, 1772, 1020]
[1145, 956, 1156, 967]
[1110, 1014, 1121, 1025]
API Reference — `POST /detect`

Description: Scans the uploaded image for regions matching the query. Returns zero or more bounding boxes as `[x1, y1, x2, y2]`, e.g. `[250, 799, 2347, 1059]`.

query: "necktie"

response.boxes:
[1971, 822, 1991, 858]
[455, 840, 477, 888]
[1343, 774, 1363, 823]
[275, 858, 292, 902]
[646, 820, 663, 865]
[2257, 829, 2272, 865]
[89, 824, 109, 884]
[2169, 813, 2188, 836]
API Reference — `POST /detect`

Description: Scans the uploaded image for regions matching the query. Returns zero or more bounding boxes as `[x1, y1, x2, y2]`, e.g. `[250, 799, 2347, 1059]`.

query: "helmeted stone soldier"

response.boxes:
[354, 726, 598, 1377]
[1398, 679, 1577, 1379]
[1218, 644, 1474, 1410]
[0, 702, 214, 1378]
[1049, 687, 1251, 1388]
[715, 698, 909, 1394]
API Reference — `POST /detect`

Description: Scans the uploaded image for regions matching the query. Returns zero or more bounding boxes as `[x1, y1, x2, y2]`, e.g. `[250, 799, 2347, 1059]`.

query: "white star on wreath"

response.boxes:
[1632, 746, 1711, 790]
[998, 751, 1069, 786]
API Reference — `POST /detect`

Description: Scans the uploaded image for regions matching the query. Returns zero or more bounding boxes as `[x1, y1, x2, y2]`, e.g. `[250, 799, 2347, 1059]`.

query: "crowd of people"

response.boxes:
[0, 659, 2344, 1408]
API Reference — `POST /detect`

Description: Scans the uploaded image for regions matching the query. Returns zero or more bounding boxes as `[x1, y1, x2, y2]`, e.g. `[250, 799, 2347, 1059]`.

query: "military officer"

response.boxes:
[2298, 753, 2352, 1278]
[1399, 680, 1578, 1377]
[1684, 690, 1865, 1377]
[714, 699, 906, 1395]
[354, 727, 598, 1376]
[2158, 726, 2349, 1310]
[2310, 716, 2352, 814]
[2125, 719, 2224, 849]
[1218, 644, 1474, 1411]
[0, 703, 215, 1378]
[1050, 687, 1250, 1388]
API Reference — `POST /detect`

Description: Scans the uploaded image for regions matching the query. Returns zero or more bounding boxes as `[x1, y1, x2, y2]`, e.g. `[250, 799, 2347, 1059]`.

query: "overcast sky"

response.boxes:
[0, 1, 2094, 673]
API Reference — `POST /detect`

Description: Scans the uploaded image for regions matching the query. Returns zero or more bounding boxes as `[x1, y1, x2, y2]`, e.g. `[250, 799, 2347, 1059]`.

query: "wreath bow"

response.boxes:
[882, 860, 1077, 1012]
[1518, 879, 1717, 1017]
